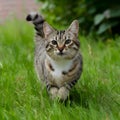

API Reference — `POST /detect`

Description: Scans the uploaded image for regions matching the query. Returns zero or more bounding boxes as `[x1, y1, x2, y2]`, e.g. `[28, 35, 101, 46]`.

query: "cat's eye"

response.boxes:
[65, 39, 71, 44]
[51, 40, 57, 45]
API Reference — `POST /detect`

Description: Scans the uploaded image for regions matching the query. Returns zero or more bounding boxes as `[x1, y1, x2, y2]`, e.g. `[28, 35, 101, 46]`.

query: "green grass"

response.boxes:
[0, 19, 120, 120]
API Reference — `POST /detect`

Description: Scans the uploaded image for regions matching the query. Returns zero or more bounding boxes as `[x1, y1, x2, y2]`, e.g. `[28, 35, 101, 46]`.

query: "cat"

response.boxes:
[26, 12, 83, 101]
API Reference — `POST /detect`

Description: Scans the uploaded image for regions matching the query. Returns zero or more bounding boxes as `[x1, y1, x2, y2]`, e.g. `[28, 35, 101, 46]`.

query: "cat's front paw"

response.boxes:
[49, 87, 59, 100]
[58, 87, 69, 101]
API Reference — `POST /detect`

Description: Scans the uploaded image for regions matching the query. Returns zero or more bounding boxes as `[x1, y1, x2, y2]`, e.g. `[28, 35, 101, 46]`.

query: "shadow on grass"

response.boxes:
[69, 87, 89, 108]
[68, 84, 118, 111]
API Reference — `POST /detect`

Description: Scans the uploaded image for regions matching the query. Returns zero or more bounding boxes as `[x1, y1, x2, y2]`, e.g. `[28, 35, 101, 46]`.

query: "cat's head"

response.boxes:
[43, 20, 80, 60]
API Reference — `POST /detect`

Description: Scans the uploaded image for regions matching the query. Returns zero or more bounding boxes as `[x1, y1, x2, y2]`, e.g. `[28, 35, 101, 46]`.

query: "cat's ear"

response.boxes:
[67, 20, 79, 37]
[43, 22, 55, 38]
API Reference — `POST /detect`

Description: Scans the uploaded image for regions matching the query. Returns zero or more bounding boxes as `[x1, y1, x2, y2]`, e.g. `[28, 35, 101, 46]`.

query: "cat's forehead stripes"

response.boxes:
[56, 30, 65, 40]
[54, 30, 71, 41]
[56, 30, 65, 35]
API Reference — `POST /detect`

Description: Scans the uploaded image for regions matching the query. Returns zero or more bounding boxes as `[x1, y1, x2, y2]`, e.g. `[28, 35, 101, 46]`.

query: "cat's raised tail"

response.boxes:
[26, 12, 45, 38]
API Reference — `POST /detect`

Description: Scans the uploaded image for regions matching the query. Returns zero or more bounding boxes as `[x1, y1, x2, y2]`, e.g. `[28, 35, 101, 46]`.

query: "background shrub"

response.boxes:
[38, 0, 120, 37]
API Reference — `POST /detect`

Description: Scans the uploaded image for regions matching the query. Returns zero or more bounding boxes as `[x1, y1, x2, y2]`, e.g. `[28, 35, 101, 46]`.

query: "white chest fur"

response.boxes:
[47, 56, 73, 85]
[51, 59, 72, 77]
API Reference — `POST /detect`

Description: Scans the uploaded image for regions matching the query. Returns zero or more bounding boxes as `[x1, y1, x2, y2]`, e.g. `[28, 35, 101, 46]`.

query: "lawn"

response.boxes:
[0, 19, 120, 120]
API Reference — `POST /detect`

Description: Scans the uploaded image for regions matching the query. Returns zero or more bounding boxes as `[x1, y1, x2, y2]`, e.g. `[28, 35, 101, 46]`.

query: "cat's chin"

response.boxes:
[55, 54, 74, 60]
[48, 54, 68, 61]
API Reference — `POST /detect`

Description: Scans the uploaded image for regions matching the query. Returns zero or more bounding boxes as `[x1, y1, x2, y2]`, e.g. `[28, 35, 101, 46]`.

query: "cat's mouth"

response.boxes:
[57, 52, 64, 56]
[57, 51, 65, 56]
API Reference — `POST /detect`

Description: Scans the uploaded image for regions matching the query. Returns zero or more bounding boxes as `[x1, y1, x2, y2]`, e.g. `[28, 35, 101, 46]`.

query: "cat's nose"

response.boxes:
[58, 46, 64, 53]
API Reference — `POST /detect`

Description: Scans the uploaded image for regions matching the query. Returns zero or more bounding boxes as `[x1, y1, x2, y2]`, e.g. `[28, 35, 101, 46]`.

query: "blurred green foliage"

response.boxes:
[38, 0, 120, 37]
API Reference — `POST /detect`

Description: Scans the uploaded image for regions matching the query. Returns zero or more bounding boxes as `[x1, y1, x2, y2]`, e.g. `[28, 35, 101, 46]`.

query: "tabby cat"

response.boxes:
[26, 12, 83, 101]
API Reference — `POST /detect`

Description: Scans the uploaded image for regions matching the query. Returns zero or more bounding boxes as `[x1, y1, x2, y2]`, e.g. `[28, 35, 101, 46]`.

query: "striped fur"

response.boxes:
[26, 12, 45, 37]
[26, 12, 83, 101]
